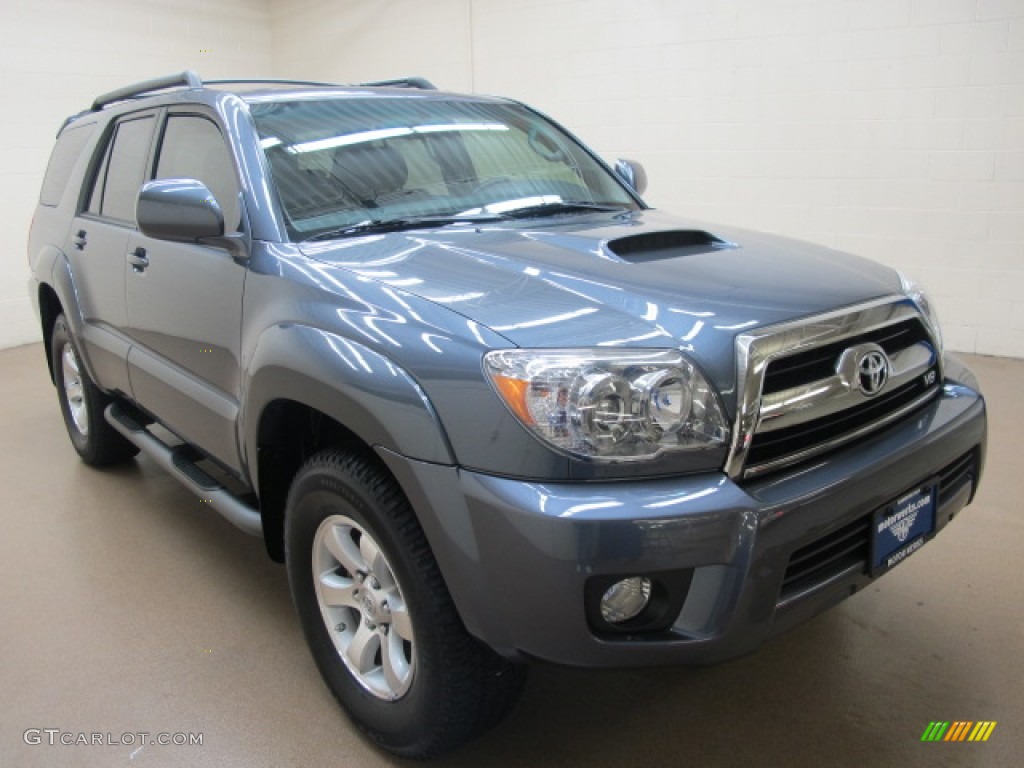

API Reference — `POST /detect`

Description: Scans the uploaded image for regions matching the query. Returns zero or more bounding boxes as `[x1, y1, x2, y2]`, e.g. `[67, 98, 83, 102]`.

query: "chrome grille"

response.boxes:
[746, 374, 937, 467]
[761, 318, 930, 394]
[726, 297, 942, 480]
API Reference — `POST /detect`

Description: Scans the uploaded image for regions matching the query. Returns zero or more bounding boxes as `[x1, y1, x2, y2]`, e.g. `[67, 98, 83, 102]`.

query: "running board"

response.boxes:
[104, 403, 262, 536]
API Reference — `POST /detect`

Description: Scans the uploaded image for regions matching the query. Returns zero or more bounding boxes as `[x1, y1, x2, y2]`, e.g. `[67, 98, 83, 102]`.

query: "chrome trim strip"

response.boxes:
[725, 296, 941, 480]
[743, 388, 940, 479]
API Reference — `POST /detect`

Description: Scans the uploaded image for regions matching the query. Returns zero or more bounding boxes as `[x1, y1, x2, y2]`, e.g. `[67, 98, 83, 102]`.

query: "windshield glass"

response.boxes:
[250, 96, 640, 240]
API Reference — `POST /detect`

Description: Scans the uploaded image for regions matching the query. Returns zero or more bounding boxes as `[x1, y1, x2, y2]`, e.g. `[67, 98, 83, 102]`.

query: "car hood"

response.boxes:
[301, 210, 900, 393]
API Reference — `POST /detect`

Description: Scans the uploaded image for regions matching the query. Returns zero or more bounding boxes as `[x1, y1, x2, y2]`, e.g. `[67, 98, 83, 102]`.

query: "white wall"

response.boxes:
[272, 0, 1024, 358]
[271, 0, 473, 91]
[4, 0, 1023, 357]
[0, 0, 272, 349]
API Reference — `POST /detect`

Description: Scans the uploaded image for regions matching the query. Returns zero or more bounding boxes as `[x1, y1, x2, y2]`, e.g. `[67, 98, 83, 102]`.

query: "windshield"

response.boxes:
[250, 96, 641, 240]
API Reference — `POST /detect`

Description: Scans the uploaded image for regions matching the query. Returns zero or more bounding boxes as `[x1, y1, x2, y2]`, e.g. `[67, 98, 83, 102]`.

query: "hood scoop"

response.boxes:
[606, 229, 736, 264]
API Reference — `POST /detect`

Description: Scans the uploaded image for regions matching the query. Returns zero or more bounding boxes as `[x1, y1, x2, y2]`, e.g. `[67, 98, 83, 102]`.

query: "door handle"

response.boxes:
[73, 230, 87, 250]
[127, 246, 149, 272]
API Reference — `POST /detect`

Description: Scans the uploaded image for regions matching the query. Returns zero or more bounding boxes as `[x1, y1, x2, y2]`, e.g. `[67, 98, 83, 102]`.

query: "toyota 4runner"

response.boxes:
[28, 71, 987, 758]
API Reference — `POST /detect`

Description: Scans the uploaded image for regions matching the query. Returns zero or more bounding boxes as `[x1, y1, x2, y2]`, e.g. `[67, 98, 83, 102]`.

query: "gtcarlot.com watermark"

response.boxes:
[24, 729, 203, 747]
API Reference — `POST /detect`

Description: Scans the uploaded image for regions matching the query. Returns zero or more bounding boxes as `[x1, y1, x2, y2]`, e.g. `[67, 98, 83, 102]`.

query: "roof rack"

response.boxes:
[204, 78, 340, 88]
[87, 71, 438, 115]
[92, 70, 202, 111]
[357, 77, 437, 90]
[204, 76, 437, 90]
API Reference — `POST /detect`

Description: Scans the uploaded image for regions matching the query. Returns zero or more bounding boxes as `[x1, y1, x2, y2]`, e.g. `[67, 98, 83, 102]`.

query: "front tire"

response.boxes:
[50, 315, 138, 466]
[285, 449, 525, 758]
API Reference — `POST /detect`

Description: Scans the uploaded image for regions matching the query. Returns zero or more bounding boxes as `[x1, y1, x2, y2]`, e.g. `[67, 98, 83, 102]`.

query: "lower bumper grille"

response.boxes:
[938, 449, 977, 507]
[778, 448, 979, 604]
[780, 516, 870, 600]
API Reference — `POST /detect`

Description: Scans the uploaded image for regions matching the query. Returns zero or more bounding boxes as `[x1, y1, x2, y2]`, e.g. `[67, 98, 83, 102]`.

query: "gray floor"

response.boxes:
[1, 342, 1021, 768]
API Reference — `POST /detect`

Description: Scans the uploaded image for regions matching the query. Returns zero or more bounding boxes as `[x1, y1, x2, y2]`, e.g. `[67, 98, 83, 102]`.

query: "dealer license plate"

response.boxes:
[871, 481, 937, 574]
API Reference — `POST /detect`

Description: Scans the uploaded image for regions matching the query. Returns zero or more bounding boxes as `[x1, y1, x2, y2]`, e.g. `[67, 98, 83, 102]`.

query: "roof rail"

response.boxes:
[91, 70, 203, 111]
[203, 78, 340, 88]
[86, 72, 436, 114]
[57, 110, 93, 137]
[357, 77, 437, 91]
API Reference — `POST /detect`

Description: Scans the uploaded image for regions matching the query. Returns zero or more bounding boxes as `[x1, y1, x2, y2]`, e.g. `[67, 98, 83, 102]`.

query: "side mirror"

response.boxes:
[136, 178, 225, 241]
[614, 158, 648, 197]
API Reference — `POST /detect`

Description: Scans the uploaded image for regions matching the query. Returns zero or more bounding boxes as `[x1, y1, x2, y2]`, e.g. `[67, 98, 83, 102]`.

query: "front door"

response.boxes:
[124, 112, 246, 473]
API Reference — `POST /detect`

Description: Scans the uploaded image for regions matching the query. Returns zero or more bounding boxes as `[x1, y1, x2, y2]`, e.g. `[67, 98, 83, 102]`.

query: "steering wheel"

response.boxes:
[528, 125, 567, 163]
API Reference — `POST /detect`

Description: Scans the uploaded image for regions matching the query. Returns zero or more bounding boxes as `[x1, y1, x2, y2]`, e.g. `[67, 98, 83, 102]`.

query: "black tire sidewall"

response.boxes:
[51, 316, 95, 456]
[50, 315, 137, 466]
[285, 457, 455, 752]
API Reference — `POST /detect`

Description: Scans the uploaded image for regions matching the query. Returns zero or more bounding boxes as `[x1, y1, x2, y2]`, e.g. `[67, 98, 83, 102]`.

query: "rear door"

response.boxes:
[69, 111, 158, 394]
[124, 110, 247, 473]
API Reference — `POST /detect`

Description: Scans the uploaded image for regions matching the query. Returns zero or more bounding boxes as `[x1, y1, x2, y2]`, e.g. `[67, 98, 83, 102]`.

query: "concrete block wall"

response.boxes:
[0, 0, 272, 348]
[270, 0, 474, 92]
[273, 0, 1024, 358]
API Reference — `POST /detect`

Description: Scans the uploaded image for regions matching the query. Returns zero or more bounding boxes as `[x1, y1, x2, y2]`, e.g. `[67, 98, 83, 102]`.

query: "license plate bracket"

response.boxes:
[871, 479, 937, 575]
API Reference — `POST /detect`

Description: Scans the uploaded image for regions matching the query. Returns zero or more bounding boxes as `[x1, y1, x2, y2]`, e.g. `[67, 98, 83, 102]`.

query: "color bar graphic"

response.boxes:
[921, 721, 996, 742]
[968, 722, 997, 742]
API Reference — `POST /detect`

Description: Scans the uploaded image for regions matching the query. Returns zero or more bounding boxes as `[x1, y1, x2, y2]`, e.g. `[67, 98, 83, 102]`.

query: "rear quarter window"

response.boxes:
[39, 122, 97, 207]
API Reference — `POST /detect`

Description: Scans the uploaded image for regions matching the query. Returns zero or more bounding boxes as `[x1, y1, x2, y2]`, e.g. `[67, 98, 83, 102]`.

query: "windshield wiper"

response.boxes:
[304, 213, 503, 241]
[500, 201, 630, 219]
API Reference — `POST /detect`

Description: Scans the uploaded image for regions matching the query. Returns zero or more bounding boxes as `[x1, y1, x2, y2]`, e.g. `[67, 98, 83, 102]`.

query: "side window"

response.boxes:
[85, 139, 111, 215]
[40, 122, 96, 207]
[155, 115, 240, 231]
[86, 116, 156, 223]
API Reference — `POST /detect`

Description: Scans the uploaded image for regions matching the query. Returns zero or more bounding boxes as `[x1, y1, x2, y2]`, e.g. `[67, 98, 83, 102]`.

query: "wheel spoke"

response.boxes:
[346, 622, 380, 674]
[318, 571, 358, 608]
[389, 602, 414, 641]
[381, 630, 411, 693]
[359, 533, 387, 581]
[63, 345, 79, 375]
[323, 525, 364, 576]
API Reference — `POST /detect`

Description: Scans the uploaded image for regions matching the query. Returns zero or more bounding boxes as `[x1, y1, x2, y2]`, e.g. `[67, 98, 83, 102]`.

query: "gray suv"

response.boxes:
[28, 71, 987, 757]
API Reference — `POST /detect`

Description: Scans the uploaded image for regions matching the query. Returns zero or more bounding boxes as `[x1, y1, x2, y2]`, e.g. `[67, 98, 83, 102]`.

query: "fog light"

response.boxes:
[599, 577, 652, 624]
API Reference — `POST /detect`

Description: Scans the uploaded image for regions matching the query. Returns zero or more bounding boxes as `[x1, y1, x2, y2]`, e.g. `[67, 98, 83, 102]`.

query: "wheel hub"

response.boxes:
[360, 590, 383, 623]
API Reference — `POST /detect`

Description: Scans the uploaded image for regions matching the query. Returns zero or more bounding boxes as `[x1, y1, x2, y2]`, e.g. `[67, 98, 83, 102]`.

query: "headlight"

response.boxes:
[899, 272, 943, 354]
[483, 349, 730, 461]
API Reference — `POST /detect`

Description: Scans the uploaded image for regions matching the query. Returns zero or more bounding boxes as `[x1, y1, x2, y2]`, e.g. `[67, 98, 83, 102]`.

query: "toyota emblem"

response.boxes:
[856, 349, 889, 396]
[835, 343, 891, 397]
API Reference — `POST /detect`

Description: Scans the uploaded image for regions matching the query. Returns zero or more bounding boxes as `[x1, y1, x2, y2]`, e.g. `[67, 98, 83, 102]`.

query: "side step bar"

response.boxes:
[104, 403, 262, 536]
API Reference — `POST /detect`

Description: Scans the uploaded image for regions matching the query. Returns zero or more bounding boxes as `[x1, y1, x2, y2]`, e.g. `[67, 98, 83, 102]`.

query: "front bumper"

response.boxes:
[379, 376, 986, 667]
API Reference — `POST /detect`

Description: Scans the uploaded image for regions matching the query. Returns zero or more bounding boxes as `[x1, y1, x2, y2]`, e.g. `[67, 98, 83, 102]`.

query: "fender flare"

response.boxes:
[241, 323, 454, 485]
[35, 247, 99, 381]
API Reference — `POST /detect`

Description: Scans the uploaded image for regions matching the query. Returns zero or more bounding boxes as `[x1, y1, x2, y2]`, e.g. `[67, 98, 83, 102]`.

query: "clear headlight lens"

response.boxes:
[483, 349, 730, 461]
[899, 272, 943, 354]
